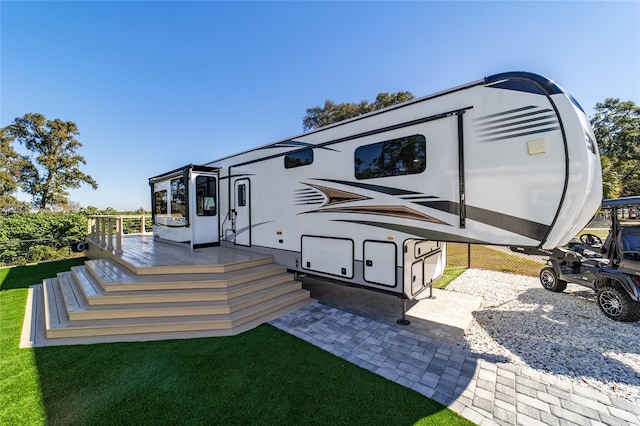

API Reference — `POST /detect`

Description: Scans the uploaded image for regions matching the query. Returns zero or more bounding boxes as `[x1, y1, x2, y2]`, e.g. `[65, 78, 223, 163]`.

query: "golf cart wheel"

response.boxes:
[539, 267, 567, 292]
[597, 285, 640, 322]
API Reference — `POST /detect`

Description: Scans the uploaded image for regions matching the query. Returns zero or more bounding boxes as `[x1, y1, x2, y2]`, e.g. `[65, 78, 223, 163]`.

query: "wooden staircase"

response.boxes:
[22, 253, 311, 347]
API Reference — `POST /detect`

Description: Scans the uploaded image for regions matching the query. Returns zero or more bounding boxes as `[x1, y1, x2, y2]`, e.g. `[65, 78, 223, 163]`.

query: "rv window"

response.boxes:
[354, 134, 426, 180]
[285, 149, 313, 169]
[196, 176, 217, 216]
[238, 184, 247, 207]
[170, 177, 186, 218]
[154, 190, 167, 215]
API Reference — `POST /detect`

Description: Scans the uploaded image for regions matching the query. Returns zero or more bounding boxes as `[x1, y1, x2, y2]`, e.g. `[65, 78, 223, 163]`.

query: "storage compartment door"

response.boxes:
[301, 236, 353, 278]
[423, 244, 446, 285]
[403, 239, 445, 298]
[363, 241, 397, 287]
[414, 240, 440, 258]
[410, 260, 424, 296]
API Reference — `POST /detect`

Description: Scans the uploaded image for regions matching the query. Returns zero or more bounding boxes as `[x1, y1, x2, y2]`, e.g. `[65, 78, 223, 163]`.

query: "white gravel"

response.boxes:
[447, 269, 640, 403]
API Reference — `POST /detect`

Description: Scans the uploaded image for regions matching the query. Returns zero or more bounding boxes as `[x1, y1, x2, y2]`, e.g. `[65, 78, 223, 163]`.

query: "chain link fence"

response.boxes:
[446, 243, 547, 277]
[445, 213, 628, 277]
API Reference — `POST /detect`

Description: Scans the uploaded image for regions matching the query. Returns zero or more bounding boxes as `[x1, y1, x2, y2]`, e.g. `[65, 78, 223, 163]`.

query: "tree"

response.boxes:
[4, 113, 98, 212]
[80, 205, 100, 216]
[302, 91, 414, 131]
[599, 155, 622, 199]
[0, 128, 34, 213]
[591, 99, 640, 197]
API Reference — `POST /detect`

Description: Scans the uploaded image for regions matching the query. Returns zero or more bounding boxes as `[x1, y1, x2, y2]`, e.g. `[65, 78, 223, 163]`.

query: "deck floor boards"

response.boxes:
[90, 235, 272, 273]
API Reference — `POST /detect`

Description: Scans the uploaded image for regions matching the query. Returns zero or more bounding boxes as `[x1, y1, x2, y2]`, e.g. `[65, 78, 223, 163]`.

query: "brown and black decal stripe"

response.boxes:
[334, 220, 486, 244]
[415, 200, 549, 242]
[304, 179, 549, 241]
[312, 179, 421, 196]
[305, 205, 448, 225]
[304, 182, 371, 206]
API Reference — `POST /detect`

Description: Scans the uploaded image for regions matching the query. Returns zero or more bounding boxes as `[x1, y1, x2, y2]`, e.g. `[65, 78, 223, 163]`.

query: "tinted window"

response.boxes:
[285, 149, 313, 169]
[196, 176, 216, 216]
[621, 227, 640, 252]
[154, 190, 167, 215]
[238, 184, 247, 207]
[355, 135, 426, 180]
[170, 177, 186, 217]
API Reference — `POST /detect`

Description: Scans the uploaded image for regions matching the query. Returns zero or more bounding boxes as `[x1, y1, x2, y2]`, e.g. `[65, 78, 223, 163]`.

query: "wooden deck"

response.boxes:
[87, 234, 274, 274]
[21, 236, 312, 347]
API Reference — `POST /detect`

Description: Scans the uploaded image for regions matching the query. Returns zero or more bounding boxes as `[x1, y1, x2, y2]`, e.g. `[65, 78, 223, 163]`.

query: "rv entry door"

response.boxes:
[190, 170, 219, 248]
[233, 178, 251, 246]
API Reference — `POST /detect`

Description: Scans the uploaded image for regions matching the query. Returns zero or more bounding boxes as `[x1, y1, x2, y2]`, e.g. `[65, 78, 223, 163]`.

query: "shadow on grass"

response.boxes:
[32, 326, 472, 425]
[0, 258, 87, 291]
[1, 258, 88, 425]
[1, 259, 472, 425]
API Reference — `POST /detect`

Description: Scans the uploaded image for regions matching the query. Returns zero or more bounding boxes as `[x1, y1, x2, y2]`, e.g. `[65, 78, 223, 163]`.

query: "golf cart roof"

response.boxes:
[602, 197, 640, 208]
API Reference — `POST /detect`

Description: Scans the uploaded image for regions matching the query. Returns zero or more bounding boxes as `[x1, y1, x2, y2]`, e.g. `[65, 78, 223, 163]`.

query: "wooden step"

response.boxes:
[83, 259, 288, 291]
[37, 243, 312, 344]
[23, 283, 312, 347]
[71, 266, 294, 305]
[57, 271, 302, 320]
[45, 276, 310, 339]
[43, 278, 68, 334]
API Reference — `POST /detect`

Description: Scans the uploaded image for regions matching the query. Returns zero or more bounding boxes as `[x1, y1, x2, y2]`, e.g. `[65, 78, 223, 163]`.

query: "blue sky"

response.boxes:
[2, 1, 639, 211]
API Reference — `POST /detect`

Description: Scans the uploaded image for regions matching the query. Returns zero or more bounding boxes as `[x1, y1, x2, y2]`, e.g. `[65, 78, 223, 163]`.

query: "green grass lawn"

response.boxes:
[1, 259, 473, 426]
[432, 266, 467, 289]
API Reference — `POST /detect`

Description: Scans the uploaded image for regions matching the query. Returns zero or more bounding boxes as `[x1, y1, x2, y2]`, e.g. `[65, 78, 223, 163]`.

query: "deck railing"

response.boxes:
[87, 215, 152, 254]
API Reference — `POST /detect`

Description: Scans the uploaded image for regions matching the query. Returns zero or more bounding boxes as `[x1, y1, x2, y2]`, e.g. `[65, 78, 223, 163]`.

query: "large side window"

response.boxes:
[170, 177, 186, 218]
[154, 190, 167, 215]
[354, 135, 426, 180]
[285, 149, 313, 169]
[196, 176, 217, 216]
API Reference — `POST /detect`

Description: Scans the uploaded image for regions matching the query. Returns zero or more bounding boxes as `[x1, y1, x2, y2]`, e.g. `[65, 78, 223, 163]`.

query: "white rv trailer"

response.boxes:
[149, 71, 602, 299]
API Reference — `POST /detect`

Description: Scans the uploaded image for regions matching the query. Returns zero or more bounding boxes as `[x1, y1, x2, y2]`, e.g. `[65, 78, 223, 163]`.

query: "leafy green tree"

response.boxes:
[302, 91, 414, 131]
[370, 91, 416, 110]
[101, 207, 119, 215]
[80, 205, 100, 216]
[591, 99, 640, 197]
[0, 128, 34, 213]
[599, 155, 622, 199]
[4, 113, 98, 212]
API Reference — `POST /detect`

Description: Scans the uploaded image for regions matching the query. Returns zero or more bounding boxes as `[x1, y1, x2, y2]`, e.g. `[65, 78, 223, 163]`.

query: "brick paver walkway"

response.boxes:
[271, 302, 640, 426]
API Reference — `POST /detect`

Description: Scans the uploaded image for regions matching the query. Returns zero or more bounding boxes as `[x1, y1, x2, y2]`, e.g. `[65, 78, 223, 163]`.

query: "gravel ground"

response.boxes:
[447, 269, 640, 403]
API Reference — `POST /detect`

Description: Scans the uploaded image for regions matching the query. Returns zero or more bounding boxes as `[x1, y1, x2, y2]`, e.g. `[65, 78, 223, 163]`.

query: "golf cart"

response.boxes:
[539, 196, 640, 322]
